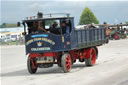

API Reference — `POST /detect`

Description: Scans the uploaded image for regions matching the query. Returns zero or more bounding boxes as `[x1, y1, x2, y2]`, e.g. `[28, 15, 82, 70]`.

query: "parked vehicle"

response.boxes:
[20, 13, 108, 74]
[10, 34, 20, 41]
[3, 35, 11, 42]
[109, 24, 128, 40]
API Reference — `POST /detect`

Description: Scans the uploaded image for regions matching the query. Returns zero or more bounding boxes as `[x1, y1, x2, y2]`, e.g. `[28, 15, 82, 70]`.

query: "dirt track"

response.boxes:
[1, 39, 128, 85]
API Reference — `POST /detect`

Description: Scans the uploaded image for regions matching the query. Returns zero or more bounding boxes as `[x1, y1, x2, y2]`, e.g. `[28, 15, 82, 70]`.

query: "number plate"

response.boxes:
[36, 57, 54, 63]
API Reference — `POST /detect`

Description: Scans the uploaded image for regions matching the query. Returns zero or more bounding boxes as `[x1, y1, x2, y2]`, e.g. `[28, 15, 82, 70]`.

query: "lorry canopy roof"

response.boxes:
[23, 17, 74, 22]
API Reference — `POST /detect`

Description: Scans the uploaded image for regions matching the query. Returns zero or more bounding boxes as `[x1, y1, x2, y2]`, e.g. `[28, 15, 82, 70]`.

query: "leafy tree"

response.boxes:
[126, 21, 128, 24]
[0, 23, 6, 28]
[2, 23, 6, 27]
[79, 7, 99, 25]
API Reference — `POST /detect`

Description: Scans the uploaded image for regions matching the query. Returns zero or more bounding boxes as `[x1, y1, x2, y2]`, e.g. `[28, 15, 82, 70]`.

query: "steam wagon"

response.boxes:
[20, 13, 108, 74]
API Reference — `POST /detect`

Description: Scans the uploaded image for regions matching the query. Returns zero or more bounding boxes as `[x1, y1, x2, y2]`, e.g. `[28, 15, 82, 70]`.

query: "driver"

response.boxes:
[49, 21, 58, 33]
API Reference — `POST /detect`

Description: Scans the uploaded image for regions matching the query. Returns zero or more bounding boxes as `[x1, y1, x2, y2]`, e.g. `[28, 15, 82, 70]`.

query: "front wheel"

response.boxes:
[27, 56, 37, 74]
[61, 53, 72, 73]
[85, 48, 96, 66]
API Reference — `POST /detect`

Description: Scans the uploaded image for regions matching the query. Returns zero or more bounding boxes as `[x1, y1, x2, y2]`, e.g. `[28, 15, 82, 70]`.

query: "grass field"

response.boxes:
[0, 23, 18, 28]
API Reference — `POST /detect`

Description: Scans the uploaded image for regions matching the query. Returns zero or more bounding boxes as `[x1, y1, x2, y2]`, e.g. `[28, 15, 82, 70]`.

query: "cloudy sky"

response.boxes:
[1, 0, 128, 25]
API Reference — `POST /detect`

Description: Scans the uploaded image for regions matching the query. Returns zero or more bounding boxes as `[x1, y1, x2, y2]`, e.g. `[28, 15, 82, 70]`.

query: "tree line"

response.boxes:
[0, 23, 18, 28]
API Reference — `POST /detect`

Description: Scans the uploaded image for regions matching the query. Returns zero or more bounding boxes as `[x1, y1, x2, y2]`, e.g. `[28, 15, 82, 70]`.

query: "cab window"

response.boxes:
[61, 19, 72, 34]
[44, 19, 61, 35]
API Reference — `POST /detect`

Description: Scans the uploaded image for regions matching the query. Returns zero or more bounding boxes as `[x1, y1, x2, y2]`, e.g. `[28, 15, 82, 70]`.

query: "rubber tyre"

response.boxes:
[94, 47, 98, 59]
[106, 38, 109, 43]
[58, 63, 62, 67]
[85, 48, 96, 66]
[57, 56, 62, 67]
[27, 56, 37, 74]
[61, 53, 72, 73]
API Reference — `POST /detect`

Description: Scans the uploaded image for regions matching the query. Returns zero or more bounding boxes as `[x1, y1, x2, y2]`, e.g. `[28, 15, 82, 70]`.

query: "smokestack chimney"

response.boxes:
[37, 12, 43, 18]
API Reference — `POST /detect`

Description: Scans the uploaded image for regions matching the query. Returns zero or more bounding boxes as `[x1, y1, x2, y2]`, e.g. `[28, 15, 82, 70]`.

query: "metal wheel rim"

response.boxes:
[65, 54, 71, 71]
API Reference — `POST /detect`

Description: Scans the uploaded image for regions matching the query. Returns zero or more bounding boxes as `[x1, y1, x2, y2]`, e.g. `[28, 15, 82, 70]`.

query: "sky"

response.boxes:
[1, 0, 128, 25]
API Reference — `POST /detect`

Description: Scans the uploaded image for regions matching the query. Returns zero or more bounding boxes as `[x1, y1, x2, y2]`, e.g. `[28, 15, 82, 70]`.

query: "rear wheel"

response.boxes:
[27, 56, 37, 74]
[114, 34, 120, 40]
[61, 53, 72, 73]
[57, 56, 62, 67]
[85, 48, 96, 66]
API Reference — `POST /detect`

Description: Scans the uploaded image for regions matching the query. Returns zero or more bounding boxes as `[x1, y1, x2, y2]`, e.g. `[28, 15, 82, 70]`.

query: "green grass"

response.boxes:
[6, 24, 18, 28]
